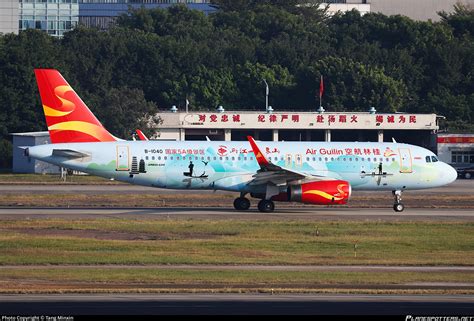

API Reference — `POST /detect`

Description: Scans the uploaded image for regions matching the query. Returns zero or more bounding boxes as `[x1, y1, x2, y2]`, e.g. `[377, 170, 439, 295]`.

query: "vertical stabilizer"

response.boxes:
[34, 69, 117, 143]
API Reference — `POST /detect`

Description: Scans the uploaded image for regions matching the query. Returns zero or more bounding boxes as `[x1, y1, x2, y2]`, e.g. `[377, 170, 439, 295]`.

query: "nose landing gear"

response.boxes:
[392, 190, 404, 212]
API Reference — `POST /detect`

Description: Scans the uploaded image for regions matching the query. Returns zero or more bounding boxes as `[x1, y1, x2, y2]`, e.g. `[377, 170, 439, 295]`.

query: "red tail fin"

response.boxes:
[34, 69, 117, 144]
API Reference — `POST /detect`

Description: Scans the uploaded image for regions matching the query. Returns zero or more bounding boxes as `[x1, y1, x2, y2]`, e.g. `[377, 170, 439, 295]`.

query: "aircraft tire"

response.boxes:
[258, 200, 275, 213]
[233, 197, 251, 211]
[393, 203, 405, 212]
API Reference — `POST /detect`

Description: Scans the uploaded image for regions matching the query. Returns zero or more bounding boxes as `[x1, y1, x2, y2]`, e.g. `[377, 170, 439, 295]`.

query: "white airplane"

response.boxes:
[26, 69, 457, 212]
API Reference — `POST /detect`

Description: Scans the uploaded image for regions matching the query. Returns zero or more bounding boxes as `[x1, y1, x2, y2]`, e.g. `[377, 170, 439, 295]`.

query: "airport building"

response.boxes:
[11, 131, 60, 174]
[437, 133, 474, 168]
[152, 109, 440, 150]
[324, 0, 474, 21]
[18, 0, 79, 37]
[0, 0, 19, 35]
[78, 0, 214, 30]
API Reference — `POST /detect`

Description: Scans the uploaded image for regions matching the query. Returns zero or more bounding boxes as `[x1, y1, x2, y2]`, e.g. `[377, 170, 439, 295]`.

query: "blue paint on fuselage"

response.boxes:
[27, 140, 457, 193]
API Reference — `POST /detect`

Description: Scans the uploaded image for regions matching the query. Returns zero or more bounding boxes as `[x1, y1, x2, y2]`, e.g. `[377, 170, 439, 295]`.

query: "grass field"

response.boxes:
[1, 218, 472, 266]
[1, 218, 473, 294]
[0, 174, 120, 184]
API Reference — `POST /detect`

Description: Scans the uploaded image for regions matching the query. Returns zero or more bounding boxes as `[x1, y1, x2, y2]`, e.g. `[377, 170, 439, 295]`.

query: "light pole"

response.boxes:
[263, 79, 269, 112]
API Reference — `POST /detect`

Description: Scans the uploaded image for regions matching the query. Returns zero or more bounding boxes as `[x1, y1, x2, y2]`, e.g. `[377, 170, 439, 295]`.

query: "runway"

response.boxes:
[0, 207, 472, 221]
[0, 179, 472, 194]
[1, 294, 473, 315]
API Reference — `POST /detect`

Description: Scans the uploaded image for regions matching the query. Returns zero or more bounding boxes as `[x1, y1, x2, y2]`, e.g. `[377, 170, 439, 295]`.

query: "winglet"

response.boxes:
[247, 136, 270, 167]
[135, 129, 149, 141]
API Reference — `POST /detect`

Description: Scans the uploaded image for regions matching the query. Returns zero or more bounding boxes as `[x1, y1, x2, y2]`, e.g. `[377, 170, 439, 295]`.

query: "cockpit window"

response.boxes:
[425, 156, 431, 163]
[431, 156, 438, 162]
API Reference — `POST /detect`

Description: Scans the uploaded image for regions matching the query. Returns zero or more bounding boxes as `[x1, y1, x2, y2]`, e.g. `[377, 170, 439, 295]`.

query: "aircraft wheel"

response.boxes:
[233, 197, 251, 211]
[393, 203, 405, 212]
[258, 200, 275, 213]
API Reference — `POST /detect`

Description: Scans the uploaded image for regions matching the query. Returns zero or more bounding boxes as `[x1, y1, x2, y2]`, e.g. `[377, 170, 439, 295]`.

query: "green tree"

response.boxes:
[84, 87, 159, 139]
[296, 57, 407, 112]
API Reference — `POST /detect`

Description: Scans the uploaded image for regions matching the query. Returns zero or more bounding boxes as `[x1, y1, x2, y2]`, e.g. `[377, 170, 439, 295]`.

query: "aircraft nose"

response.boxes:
[443, 163, 458, 185]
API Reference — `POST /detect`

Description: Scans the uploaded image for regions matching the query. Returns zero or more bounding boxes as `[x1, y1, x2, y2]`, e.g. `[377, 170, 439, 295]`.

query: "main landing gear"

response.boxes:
[233, 194, 251, 211]
[257, 199, 275, 213]
[233, 194, 275, 213]
[392, 190, 405, 212]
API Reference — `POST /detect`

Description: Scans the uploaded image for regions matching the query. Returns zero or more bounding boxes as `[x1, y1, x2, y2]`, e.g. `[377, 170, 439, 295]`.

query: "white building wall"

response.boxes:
[370, 0, 474, 21]
[323, 3, 370, 16]
[0, 0, 19, 35]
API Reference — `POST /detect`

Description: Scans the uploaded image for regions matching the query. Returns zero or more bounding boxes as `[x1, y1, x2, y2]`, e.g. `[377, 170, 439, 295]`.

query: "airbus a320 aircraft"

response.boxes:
[26, 69, 457, 212]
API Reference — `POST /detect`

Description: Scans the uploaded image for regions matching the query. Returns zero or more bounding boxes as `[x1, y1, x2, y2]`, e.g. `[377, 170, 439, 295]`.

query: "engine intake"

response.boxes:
[287, 180, 351, 205]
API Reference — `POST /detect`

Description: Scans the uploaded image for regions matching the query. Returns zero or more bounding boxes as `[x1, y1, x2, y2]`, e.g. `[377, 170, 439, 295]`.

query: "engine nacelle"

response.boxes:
[287, 180, 351, 205]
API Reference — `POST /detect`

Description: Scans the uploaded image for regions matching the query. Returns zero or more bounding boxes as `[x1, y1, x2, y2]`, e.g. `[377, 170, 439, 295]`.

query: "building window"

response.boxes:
[452, 151, 474, 164]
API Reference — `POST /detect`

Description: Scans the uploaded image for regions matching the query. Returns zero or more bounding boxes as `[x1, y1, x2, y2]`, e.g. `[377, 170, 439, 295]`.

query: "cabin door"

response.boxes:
[398, 148, 412, 173]
[116, 146, 130, 171]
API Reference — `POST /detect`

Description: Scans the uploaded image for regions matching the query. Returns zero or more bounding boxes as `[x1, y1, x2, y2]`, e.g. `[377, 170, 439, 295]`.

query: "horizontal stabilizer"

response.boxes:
[52, 149, 90, 158]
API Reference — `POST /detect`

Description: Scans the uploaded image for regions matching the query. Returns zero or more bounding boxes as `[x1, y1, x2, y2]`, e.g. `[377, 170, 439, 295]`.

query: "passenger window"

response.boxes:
[431, 156, 438, 162]
[426, 156, 431, 163]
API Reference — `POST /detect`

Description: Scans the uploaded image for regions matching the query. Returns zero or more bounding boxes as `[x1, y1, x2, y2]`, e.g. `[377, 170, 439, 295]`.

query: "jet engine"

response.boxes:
[286, 180, 351, 205]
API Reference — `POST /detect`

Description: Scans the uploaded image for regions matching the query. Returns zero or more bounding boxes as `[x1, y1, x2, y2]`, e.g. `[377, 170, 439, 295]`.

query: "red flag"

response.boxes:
[319, 75, 324, 99]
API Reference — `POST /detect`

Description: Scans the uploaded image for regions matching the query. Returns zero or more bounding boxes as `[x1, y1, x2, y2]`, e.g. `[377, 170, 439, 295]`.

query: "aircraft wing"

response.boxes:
[246, 136, 326, 186]
[52, 149, 90, 159]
